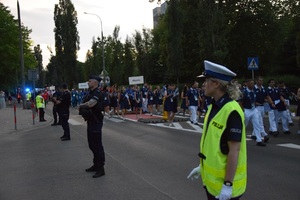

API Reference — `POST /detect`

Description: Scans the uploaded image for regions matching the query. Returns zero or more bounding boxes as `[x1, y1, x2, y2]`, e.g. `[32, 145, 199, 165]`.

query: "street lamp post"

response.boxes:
[84, 12, 106, 84]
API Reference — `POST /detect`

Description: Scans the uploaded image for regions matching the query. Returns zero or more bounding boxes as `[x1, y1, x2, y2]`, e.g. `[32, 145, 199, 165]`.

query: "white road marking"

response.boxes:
[68, 119, 83, 125]
[106, 117, 126, 123]
[277, 143, 300, 150]
[149, 122, 201, 133]
[187, 121, 203, 132]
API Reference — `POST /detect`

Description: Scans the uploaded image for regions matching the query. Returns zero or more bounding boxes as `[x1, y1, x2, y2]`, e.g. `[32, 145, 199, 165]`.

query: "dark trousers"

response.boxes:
[204, 187, 241, 200]
[87, 121, 105, 168]
[59, 110, 70, 138]
[38, 108, 45, 121]
[52, 106, 59, 123]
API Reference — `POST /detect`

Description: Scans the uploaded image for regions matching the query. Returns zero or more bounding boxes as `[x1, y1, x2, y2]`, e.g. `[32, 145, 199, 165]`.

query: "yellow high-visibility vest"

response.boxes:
[36, 95, 45, 109]
[26, 92, 31, 101]
[200, 100, 247, 197]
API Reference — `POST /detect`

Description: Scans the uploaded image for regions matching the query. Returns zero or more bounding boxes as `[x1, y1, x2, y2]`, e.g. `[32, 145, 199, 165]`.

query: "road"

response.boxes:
[0, 107, 299, 200]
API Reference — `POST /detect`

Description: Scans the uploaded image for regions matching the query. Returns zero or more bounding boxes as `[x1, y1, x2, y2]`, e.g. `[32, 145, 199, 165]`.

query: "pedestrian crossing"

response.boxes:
[67, 114, 300, 150]
[149, 121, 203, 133]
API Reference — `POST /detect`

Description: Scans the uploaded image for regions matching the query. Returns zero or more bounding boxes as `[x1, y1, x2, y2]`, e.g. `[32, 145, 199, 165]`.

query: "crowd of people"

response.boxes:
[0, 64, 300, 196]
[3, 74, 299, 140]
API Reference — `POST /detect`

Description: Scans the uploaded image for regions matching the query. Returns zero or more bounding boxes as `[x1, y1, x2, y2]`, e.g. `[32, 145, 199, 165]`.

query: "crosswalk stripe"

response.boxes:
[68, 119, 83, 125]
[277, 143, 300, 150]
[106, 117, 125, 123]
[187, 121, 203, 132]
[172, 122, 182, 129]
[149, 122, 201, 133]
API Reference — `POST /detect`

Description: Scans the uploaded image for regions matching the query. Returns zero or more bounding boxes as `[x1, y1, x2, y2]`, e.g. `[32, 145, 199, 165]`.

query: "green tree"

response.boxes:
[123, 37, 136, 80]
[53, 0, 80, 87]
[165, 0, 183, 85]
[33, 44, 44, 87]
[0, 2, 36, 89]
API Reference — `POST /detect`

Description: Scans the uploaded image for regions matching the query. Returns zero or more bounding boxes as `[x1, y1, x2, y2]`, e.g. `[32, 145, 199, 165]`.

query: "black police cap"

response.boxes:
[89, 75, 102, 82]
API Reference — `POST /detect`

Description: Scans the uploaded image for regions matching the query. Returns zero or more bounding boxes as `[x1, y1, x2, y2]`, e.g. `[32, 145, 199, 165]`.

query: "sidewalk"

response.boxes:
[0, 102, 52, 134]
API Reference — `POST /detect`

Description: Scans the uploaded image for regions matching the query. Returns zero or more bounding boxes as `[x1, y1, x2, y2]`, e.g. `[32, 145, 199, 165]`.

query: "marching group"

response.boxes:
[29, 76, 300, 147]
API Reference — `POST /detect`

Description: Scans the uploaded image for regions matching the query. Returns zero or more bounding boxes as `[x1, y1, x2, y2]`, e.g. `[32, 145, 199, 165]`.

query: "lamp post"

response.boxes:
[84, 12, 106, 84]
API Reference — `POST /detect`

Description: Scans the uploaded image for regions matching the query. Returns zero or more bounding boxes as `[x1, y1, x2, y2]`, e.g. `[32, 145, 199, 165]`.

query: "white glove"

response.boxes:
[187, 165, 201, 180]
[216, 184, 232, 200]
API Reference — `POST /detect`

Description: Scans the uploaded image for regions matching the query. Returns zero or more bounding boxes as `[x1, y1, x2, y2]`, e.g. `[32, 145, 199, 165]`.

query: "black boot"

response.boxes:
[85, 165, 97, 172]
[92, 166, 105, 178]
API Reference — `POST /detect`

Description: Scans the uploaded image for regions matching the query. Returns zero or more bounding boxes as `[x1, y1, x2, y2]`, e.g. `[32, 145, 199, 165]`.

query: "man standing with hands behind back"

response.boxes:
[79, 75, 105, 178]
[55, 83, 71, 141]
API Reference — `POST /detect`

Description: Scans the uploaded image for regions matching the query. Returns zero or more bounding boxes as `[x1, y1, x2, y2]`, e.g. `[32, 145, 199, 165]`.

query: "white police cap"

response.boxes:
[197, 60, 236, 81]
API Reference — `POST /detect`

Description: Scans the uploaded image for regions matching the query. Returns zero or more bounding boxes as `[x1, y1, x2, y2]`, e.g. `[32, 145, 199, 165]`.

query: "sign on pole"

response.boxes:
[247, 57, 259, 70]
[28, 69, 39, 81]
[129, 76, 144, 85]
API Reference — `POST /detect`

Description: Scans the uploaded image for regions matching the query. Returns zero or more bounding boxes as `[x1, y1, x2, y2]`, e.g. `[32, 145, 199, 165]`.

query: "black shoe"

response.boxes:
[284, 131, 291, 134]
[270, 131, 279, 137]
[51, 123, 58, 126]
[256, 142, 266, 147]
[61, 137, 70, 141]
[92, 167, 105, 178]
[85, 166, 97, 172]
[40, 120, 46, 122]
[264, 136, 270, 143]
[289, 123, 294, 126]
[250, 135, 257, 140]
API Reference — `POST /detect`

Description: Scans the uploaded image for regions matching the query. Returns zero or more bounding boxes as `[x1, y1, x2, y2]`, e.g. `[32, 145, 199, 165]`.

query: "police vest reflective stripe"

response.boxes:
[36, 95, 45, 109]
[200, 100, 247, 197]
[26, 93, 31, 101]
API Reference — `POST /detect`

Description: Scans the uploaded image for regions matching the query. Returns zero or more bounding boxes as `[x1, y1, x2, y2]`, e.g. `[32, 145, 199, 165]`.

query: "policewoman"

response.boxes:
[188, 60, 247, 200]
[79, 75, 106, 178]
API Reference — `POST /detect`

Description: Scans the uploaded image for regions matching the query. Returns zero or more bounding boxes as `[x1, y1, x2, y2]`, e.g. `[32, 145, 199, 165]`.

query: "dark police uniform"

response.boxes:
[58, 88, 71, 140]
[52, 89, 61, 125]
[82, 87, 105, 177]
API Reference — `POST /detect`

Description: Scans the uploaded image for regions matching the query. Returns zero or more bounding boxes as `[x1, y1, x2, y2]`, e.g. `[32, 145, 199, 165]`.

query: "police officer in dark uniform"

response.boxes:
[51, 85, 61, 126]
[79, 75, 105, 178]
[55, 83, 71, 141]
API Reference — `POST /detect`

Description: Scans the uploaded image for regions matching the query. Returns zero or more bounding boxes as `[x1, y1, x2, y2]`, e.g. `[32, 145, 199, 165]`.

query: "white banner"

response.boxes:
[128, 76, 144, 85]
[78, 82, 88, 89]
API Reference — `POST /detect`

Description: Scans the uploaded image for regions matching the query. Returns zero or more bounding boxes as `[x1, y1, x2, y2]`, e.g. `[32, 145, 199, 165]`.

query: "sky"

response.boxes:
[3, 0, 163, 67]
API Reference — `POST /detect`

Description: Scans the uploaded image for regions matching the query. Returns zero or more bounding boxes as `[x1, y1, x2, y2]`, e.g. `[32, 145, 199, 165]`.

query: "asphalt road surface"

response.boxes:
[0, 108, 299, 200]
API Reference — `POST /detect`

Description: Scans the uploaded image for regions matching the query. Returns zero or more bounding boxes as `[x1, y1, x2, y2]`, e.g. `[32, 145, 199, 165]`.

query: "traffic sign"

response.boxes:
[28, 69, 39, 81]
[247, 57, 259, 70]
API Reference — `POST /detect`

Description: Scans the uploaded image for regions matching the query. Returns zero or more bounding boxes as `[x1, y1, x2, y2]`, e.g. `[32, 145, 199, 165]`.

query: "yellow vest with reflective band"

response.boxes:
[36, 95, 45, 109]
[200, 100, 247, 197]
[26, 92, 31, 101]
